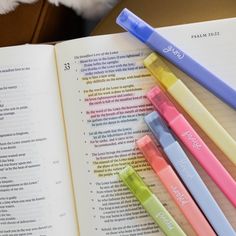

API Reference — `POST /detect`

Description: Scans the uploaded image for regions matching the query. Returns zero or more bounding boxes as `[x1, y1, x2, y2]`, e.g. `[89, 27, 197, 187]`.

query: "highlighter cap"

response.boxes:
[144, 53, 178, 89]
[119, 165, 152, 202]
[137, 135, 169, 172]
[146, 86, 179, 123]
[116, 8, 154, 43]
[145, 111, 176, 148]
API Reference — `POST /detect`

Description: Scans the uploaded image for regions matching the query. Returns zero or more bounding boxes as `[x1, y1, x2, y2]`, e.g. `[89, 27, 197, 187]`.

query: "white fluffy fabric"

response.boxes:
[0, 0, 36, 14]
[0, 0, 119, 18]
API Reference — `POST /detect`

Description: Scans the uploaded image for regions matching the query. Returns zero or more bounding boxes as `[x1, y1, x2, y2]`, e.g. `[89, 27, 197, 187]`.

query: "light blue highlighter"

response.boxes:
[116, 8, 236, 109]
[145, 111, 236, 236]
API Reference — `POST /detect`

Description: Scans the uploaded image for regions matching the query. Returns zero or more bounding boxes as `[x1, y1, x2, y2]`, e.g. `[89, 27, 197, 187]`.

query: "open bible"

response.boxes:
[0, 17, 236, 236]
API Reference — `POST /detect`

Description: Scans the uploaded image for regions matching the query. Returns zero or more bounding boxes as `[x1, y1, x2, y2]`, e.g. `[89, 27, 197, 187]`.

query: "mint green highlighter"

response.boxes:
[119, 165, 186, 236]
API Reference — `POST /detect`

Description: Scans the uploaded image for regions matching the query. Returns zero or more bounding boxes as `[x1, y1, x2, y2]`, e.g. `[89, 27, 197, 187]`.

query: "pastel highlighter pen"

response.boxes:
[119, 165, 187, 236]
[146, 86, 236, 207]
[144, 52, 236, 166]
[137, 135, 216, 236]
[116, 8, 236, 109]
[145, 111, 236, 236]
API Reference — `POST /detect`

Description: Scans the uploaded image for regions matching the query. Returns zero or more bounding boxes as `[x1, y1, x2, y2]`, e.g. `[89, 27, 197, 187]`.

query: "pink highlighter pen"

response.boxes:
[146, 86, 236, 207]
[137, 135, 216, 236]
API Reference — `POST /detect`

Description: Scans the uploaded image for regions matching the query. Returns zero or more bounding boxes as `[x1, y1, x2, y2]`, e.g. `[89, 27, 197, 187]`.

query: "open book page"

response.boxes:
[56, 18, 236, 236]
[55, 37, 195, 236]
[0, 45, 78, 236]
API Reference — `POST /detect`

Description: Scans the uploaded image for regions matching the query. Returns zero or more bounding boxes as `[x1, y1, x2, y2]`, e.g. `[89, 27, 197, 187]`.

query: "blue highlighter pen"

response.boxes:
[116, 8, 236, 109]
[145, 111, 236, 236]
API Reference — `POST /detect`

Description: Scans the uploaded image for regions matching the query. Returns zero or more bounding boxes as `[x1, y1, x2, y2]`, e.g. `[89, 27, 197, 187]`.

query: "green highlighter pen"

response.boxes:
[119, 165, 186, 236]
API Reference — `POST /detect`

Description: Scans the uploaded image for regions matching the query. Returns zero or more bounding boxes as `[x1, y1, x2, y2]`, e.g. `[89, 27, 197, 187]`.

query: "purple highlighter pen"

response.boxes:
[116, 8, 236, 110]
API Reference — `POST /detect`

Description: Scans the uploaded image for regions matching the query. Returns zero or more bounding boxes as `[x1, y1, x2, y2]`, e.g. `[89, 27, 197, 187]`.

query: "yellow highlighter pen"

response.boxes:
[144, 52, 236, 165]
